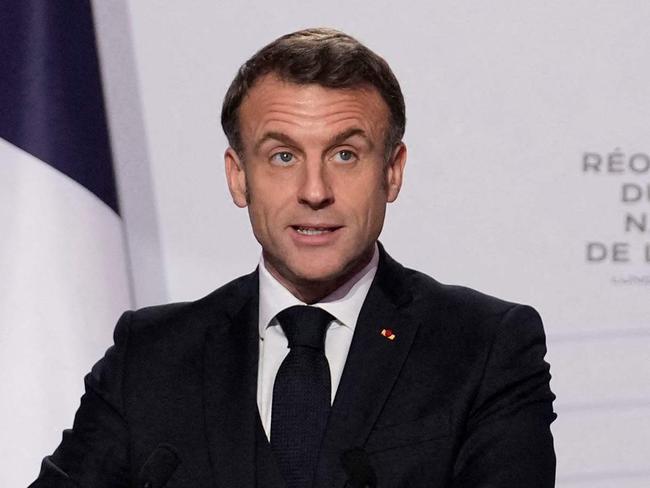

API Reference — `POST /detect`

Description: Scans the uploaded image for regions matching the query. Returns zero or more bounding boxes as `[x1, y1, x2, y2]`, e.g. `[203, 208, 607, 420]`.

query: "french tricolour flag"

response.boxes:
[0, 2, 132, 485]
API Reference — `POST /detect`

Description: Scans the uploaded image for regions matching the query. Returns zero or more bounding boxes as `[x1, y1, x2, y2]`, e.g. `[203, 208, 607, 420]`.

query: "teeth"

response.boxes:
[296, 227, 332, 235]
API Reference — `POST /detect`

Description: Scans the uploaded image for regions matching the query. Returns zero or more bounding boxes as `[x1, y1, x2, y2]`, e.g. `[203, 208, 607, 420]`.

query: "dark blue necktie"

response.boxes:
[271, 305, 334, 488]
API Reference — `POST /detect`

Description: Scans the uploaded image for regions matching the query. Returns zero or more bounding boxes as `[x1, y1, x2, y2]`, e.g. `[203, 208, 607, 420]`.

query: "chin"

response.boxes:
[291, 252, 367, 286]
[289, 264, 345, 286]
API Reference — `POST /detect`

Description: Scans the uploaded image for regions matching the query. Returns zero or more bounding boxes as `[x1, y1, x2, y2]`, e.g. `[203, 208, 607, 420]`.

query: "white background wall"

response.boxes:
[96, 1, 650, 486]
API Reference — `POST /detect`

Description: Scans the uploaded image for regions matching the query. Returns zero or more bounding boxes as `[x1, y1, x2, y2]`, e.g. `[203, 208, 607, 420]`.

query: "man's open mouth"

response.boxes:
[291, 226, 341, 235]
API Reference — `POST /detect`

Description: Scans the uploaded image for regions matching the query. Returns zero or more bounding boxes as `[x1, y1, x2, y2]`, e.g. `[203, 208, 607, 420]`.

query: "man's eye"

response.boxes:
[271, 152, 294, 165]
[334, 150, 356, 163]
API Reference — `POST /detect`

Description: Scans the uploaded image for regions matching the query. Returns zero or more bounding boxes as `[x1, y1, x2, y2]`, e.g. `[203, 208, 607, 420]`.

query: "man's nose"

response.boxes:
[296, 160, 334, 210]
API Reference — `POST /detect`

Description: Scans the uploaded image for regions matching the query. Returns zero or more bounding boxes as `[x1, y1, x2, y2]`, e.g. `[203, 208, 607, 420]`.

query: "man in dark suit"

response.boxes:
[31, 28, 556, 487]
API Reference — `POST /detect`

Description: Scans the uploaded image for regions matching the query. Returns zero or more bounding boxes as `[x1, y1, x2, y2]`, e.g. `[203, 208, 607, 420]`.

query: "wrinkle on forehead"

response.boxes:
[239, 75, 389, 152]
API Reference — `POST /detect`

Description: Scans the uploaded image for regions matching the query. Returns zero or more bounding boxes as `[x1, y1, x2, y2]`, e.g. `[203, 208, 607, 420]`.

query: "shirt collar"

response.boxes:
[258, 243, 379, 338]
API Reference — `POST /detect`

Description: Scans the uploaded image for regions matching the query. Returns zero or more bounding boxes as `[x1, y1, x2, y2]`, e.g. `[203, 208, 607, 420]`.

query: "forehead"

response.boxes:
[238, 75, 389, 146]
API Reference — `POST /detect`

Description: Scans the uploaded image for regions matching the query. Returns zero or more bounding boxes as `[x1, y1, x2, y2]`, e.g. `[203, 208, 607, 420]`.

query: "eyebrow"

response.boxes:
[325, 128, 373, 151]
[253, 131, 300, 154]
[253, 127, 373, 154]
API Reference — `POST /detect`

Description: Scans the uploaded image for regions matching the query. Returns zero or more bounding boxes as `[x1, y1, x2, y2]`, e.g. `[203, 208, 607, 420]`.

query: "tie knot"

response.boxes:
[276, 305, 334, 350]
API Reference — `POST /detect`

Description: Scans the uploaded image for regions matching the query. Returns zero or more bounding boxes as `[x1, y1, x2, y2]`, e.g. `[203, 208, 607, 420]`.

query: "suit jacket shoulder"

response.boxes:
[31, 269, 260, 488]
[377, 249, 543, 350]
[125, 268, 258, 338]
[327, 246, 555, 487]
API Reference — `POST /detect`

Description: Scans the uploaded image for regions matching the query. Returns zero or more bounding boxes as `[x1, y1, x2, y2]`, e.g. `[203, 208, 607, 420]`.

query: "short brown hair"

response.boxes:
[221, 28, 405, 159]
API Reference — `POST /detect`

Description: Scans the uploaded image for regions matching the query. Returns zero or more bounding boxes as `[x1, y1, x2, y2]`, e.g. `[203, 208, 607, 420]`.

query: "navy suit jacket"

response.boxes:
[31, 245, 556, 487]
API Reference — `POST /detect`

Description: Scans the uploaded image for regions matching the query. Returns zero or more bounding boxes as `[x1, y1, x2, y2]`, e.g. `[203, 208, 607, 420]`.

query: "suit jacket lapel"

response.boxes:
[203, 270, 261, 488]
[315, 245, 422, 488]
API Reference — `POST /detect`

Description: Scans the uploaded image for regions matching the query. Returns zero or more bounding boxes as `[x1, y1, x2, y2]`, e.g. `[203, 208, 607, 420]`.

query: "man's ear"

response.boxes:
[385, 142, 407, 203]
[224, 147, 248, 208]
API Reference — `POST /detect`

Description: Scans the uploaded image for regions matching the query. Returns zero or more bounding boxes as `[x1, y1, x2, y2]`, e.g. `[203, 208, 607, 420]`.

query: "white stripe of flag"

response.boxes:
[0, 1, 132, 485]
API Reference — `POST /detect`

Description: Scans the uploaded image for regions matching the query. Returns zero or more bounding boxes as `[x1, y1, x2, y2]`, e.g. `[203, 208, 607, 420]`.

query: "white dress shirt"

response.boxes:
[256, 243, 379, 439]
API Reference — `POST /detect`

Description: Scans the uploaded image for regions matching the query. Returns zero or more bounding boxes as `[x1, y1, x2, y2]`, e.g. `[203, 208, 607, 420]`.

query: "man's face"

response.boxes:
[225, 74, 406, 298]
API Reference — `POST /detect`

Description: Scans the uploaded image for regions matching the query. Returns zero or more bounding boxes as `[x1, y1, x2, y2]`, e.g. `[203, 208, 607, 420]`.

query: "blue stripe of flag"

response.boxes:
[0, 0, 119, 214]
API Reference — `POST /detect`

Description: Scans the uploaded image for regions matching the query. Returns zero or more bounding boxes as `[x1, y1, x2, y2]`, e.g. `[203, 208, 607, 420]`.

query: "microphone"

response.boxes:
[137, 444, 181, 488]
[341, 448, 377, 488]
